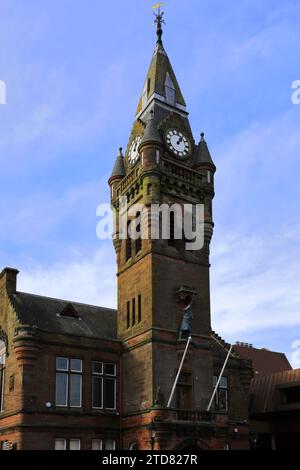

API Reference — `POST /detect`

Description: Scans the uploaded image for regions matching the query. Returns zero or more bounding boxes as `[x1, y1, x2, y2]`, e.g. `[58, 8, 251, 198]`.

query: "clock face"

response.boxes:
[128, 136, 142, 165]
[166, 129, 190, 158]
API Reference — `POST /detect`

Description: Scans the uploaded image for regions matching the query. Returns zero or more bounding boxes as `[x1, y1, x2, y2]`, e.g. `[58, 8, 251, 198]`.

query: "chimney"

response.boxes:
[0, 267, 19, 295]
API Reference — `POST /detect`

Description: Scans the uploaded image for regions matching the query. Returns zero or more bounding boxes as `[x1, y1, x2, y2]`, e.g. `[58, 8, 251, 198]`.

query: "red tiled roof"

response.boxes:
[234, 345, 292, 375]
[250, 368, 300, 414]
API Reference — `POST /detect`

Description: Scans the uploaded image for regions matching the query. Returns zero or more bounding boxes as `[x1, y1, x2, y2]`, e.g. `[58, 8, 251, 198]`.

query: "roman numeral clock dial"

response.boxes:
[166, 129, 190, 158]
[128, 136, 142, 165]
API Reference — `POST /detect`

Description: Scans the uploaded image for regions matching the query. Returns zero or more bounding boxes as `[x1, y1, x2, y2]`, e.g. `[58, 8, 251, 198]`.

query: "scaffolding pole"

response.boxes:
[167, 336, 192, 408]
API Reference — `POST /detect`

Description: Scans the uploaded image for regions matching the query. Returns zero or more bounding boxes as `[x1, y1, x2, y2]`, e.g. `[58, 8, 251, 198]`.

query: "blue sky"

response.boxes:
[0, 0, 300, 365]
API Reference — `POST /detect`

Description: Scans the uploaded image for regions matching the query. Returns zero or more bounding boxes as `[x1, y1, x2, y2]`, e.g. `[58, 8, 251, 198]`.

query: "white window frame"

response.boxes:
[70, 372, 82, 408]
[92, 362, 117, 411]
[55, 357, 82, 408]
[55, 439, 67, 451]
[92, 362, 103, 410]
[56, 357, 69, 371]
[213, 375, 228, 412]
[71, 358, 83, 373]
[56, 372, 69, 407]
[69, 439, 81, 451]
[92, 439, 103, 451]
[105, 439, 116, 450]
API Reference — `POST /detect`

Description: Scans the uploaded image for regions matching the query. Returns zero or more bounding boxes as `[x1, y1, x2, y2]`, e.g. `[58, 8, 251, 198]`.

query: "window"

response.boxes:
[168, 212, 175, 246]
[92, 362, 117, 410]
[213, 376, 228, 411]
[92, 439, 102, 450]
[165, 73, 176, 106]
[135, 212, 142, 254]
[55, 357, 82, 407]
[55, 439, 67, 450]
[0, 341, 6, 412]
[126, 221, 132, 261]
[126, 301, 130, 329]
[105, 439, 116, 450]
[138, 295, 142, 323]
[207, 170, 211, 184]
[142, 78, 150, 109]
[69, 439, 81, 451]
[92, 439, 116, 450]
[281, 386, 300, 405]
[132, 298, 136, 326]
[129, 442, 139, 450]
[176, 371, 193, 409]
[55, 439, 81, 450]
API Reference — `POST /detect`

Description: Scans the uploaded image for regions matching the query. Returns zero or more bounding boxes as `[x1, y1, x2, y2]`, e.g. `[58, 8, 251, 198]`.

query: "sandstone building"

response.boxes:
[0, 15, 258, 450]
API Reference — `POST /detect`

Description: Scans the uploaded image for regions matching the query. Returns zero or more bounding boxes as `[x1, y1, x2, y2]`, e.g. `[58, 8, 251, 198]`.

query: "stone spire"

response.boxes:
[135, 9, 186, 119]
[109, 147, 126, 184]
[140, 110, 162, 147]
[194, 133, 216, 170]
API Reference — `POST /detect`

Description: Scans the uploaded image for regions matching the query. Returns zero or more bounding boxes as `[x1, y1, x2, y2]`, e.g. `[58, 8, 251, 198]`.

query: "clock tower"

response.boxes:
[109, 11, 251, 450]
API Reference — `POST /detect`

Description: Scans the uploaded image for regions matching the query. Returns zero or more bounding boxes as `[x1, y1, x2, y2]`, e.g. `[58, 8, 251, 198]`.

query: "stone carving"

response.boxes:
[179, 297, 193, 339]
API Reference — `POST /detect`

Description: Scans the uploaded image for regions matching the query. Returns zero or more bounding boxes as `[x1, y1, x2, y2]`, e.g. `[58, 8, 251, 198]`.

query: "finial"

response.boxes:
[200, 132, 205, 141]
[152, 3, 165, 45]
[118, 147, 123, 156]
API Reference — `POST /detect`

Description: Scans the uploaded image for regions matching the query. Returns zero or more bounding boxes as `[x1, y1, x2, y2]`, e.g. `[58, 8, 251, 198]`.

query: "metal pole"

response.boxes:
[167, 336, 192, 408]
[207, 344, 233, 412]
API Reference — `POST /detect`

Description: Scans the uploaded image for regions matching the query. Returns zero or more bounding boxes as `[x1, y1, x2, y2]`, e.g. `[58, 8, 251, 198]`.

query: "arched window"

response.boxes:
[126, 221, 132, 261]
[135, 212, 142, 254]
[0, 340, 6, 412]
[168, 211, 175, 246]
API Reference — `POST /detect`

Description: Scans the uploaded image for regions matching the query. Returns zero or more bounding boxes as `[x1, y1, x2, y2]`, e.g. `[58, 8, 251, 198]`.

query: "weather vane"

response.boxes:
[152, 3, 165, 44]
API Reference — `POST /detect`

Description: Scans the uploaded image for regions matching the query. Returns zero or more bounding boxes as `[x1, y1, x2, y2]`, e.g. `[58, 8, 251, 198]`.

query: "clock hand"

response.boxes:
[177, 137, 183, 145]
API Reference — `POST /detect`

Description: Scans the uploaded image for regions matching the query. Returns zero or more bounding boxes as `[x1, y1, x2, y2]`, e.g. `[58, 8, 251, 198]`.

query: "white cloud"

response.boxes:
[0, 179, 107, 245]
[211, 227, 300, 338]
[18, 244, 117, 308]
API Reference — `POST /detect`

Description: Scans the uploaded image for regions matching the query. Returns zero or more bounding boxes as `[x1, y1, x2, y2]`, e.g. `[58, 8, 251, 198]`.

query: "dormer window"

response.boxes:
[165, 73, 176, 106]
[142, 78, 151, 109]
[60, 303, 79, 318]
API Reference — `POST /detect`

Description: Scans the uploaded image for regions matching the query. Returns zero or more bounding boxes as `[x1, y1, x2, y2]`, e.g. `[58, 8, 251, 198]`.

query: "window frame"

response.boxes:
[69, 439, 81, 451]
[54, 438, 67, 451]
[92, 361, 117, 411]
[55, 357, 83, 408]
[54, 438, 81, 451]
[213, 375, 229, 412]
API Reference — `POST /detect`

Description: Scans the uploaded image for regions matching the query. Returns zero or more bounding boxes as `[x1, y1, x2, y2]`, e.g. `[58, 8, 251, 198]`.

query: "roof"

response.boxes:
[194, 133, 216, 169]
[250, 369, 300, 415]
[234, 344, 292, 375]
[9, 291, 117, 340]
[140, 111, 162, 145]
[136, 42, 186, 117]
[109, 148, 126, 182]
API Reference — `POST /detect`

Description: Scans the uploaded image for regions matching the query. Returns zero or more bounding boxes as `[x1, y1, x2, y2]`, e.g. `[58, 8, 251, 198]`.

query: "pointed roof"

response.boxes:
[140, 110, 162, 146]
[135, 27, 186, 118]
[109, 147, 126, 183]
[194, 133, 216, 170]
